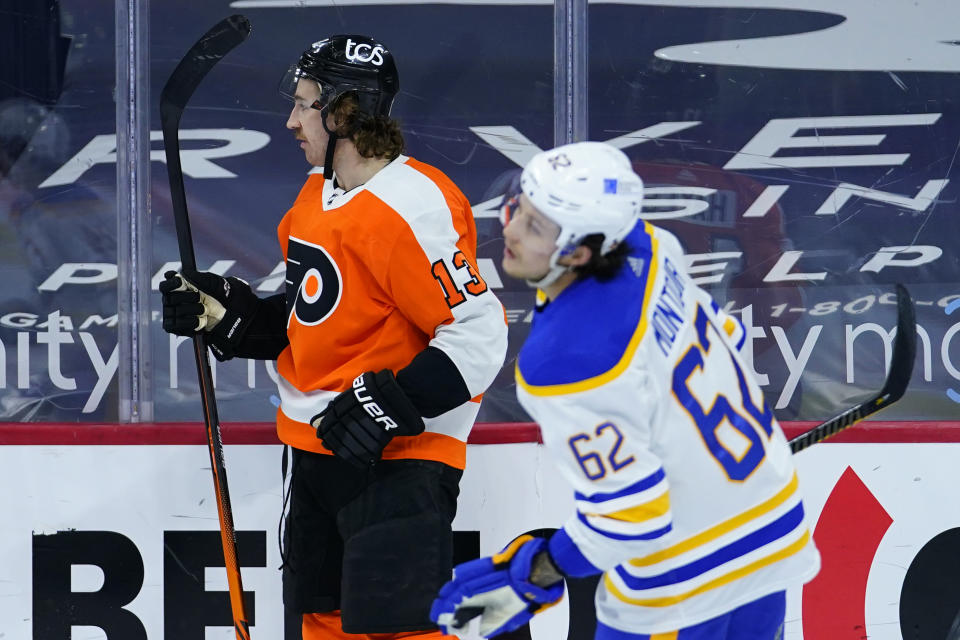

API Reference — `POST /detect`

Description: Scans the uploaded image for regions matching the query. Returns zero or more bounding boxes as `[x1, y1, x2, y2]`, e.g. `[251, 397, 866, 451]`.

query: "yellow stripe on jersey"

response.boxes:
[723, 316, 737, 337]
[629, 472, 798, 568]
[652, 632, 679, 640]
[587, 491, 671, 523]
[515, 226, 659, 397]
[606, 530, 811, 607]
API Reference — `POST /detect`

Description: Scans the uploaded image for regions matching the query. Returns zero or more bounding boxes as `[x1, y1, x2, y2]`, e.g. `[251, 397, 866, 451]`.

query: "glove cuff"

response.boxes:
[506, 537, 565, 604]
[370, 369, 425, 437]
[205, 276, 261, 361]
[546, 527, 603, 578]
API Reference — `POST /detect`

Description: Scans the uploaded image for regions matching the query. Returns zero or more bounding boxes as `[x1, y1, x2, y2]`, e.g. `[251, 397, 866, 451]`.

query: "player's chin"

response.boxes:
[302, 145, 325, 165]
[501, 255, 524, 279]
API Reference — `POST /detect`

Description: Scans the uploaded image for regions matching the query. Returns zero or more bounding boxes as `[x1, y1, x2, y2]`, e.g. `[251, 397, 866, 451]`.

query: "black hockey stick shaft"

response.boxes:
[789, 283, 916, 453]
[159, 15, 252, 640]
[946, 607, 960, 640]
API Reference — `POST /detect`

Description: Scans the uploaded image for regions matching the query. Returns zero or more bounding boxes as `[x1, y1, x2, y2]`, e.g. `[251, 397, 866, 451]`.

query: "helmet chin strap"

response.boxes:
[322, 135, 337, 180]
[525, 265, 569, 290]
[320, 105, 338, 181]
[525, 245, 574, 290]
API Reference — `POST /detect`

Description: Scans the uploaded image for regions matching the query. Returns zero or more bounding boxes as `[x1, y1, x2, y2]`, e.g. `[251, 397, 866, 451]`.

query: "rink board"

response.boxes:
[2, 423, 960, 639]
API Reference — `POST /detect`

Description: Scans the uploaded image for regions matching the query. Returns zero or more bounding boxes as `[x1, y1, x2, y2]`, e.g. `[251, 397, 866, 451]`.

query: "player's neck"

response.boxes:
[333, 152, 391, 191]
[542, 271, 578, 302]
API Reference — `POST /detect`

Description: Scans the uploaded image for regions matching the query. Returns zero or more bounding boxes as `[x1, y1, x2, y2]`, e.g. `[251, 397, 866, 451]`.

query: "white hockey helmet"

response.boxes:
[515, 141, 643, 288]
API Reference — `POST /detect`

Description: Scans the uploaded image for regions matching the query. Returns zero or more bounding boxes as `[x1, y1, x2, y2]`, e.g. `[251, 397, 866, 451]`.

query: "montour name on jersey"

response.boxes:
[652, 255, 687, 357]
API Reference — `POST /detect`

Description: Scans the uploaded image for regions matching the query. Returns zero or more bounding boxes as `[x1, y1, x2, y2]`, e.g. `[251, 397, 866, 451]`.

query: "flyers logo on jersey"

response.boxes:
[286, 236, 343, 327]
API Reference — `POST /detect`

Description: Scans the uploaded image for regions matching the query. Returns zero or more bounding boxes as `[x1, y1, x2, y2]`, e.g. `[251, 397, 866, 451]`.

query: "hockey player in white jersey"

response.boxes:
[431, 141, 820, 639]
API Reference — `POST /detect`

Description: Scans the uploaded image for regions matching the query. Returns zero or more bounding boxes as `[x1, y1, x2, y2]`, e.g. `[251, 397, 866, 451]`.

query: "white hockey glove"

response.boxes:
[430, 535, 564, 638]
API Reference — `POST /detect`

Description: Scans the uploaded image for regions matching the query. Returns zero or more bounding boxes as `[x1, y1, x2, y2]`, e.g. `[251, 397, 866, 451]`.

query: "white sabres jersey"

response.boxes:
[516, 221, 820, 634]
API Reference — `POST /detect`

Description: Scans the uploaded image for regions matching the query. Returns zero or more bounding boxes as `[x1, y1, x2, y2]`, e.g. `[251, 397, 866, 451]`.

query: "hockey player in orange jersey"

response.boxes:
[159, 34, 507, 639]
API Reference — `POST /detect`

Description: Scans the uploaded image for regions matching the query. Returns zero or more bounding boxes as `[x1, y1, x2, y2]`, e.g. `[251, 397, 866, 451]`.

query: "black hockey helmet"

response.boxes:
[279, 34, 399, 120]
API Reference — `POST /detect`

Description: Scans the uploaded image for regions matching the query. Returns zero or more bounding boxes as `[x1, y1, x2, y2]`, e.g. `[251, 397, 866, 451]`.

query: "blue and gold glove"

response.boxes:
[430, 535, 565, 638]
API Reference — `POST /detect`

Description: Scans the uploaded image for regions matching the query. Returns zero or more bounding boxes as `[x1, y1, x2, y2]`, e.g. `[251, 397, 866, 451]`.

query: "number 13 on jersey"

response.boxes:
[431, 251, 488, 308]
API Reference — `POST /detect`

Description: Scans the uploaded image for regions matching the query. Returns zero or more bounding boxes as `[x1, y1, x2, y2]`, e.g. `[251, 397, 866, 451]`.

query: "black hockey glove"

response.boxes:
[312, 370, 426, 468]
[158, 269, 261, 361]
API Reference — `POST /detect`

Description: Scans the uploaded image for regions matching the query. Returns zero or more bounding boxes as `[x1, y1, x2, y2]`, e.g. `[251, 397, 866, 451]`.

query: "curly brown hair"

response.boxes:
[572, 234, 632, 282]
[331, 92, 404, 160]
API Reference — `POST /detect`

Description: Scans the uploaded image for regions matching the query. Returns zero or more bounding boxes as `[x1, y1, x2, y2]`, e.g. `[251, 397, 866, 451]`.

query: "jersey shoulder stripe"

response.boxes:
[404, 156, 470, 205]
[516, 221, 658, 395]
[366, 157, 457, 224]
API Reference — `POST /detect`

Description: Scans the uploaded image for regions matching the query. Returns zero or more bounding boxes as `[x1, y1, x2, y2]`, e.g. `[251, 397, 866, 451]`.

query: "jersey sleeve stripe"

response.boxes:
[515, 225, 660, 397]
[585, 491, 671, 523]
[628, 472, 798, 568]
[582, 511, 673, 539]
[575, 467, 666, 503]
[604, 529, 811, 608]
[577, 482, 669, 518]
[614, 502, 805, 590]
[576, 511, 673, 541]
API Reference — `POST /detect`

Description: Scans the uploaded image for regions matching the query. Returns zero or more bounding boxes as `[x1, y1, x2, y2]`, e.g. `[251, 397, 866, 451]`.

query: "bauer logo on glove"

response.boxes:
[312, 369, 425, 467]
[352, 373, 398, 431]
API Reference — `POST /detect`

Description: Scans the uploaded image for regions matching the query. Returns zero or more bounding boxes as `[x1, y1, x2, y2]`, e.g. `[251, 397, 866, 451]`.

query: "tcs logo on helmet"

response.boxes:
[345, 38, 385, 66]
[286, 237, 343, 327]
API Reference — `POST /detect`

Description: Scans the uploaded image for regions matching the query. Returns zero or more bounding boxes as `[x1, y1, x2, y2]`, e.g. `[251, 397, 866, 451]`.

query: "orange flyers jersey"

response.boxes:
[274, 155, 508, 469]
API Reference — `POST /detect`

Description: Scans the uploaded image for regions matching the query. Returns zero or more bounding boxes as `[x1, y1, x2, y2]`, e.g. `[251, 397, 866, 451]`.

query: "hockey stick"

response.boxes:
[947, 609, 960, 640]
[789, 283, 916, 453]
[159, 15, 253, 640]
